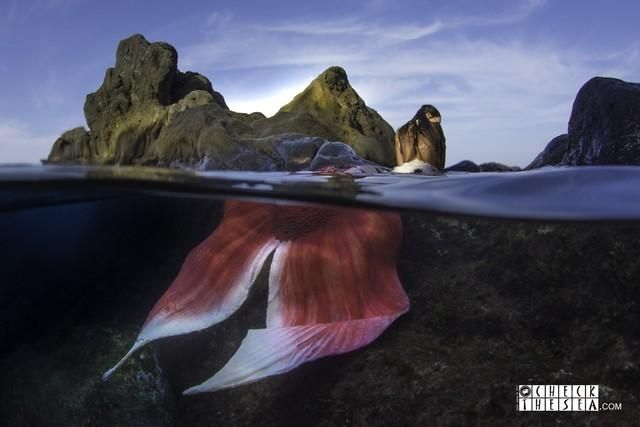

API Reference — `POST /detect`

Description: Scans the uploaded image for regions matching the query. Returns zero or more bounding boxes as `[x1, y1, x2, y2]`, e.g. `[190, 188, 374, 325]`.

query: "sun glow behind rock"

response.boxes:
[226, 81, 311, 117]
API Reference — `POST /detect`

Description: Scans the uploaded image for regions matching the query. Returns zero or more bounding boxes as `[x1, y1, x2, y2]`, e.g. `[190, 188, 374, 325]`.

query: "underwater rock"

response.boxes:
[562, 77, 640, 165]
[47, 36, 396, 170]
[0, 327, 174, 427]
[526, 134, 569, 169]
[395, 105, 446, 170]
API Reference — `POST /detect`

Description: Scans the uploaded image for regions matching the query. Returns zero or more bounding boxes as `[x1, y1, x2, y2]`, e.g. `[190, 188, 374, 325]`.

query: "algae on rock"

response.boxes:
[47, 35, 397, 169]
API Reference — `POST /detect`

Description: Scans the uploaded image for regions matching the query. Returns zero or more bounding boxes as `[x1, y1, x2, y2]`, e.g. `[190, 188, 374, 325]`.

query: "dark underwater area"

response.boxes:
[1, 165, 640, 426]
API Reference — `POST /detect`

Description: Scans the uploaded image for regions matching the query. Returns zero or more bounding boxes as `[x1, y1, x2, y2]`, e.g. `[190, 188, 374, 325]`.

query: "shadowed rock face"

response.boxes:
[49, 127, 91, 163]
[528, 77, 640, 168]
[47, 37, 396, 169]
[75, 34, 227, 164]
[563, 77, 640, 165]
[395, 105, 446, 170]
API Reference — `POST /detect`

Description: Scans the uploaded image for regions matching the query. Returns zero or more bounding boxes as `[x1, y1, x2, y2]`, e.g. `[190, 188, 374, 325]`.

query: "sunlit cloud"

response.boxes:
[226, 81, 312, 117]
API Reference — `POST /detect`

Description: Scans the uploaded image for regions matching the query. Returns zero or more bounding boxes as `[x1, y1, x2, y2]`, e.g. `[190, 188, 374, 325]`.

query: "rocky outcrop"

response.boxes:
[445, 160, 481, 173]
[562, 77, 640, 165]
[271, 67, 396, 166]
[477, 162, 521, 172]
[445, 160, 520, 173]
[78, 34, 228, 164]
[528, 77, 640, 168]
[308, 141, 387, 172]
[395, 105, 446, 169]
[526, 134, 568, 169]
[48, 127, 91, 163]
[47, 35, 397, 170]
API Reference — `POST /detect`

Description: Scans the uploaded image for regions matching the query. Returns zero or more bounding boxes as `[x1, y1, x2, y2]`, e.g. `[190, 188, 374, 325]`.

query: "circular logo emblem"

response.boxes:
[519, 385, 531, 397]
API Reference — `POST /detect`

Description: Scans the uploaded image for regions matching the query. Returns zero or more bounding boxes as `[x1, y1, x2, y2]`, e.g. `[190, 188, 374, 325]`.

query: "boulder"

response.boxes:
[444, 160, 520, 173]
[170, 71, 227, 109]
[395, 105, 446, 169]
[48, 127, 91, 163]
[309, 141, 383, 171]
[526, 134, 568, 169]
[445, 160, 481, 173]
[478, 162, 521, 172]
[562, 77, 640, 165]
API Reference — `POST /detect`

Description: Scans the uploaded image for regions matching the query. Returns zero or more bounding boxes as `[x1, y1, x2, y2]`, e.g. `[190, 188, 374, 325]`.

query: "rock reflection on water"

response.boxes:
[1, 190, 640, 426]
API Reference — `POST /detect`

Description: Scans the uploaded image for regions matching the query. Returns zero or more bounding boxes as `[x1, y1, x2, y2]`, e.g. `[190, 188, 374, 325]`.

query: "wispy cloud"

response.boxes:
[251, 0, 545, 43]
[178, 0, 623, 166]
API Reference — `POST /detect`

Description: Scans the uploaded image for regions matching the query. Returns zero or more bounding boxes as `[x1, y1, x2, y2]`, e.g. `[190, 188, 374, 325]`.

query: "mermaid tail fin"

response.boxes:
[184, 208, 409, 393]
[103, 201, 277, 380]
[183, 316, 400, 393]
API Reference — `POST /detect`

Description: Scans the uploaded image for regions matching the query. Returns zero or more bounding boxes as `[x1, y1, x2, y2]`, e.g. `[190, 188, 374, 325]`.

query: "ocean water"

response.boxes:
[1, 164, 639, 426]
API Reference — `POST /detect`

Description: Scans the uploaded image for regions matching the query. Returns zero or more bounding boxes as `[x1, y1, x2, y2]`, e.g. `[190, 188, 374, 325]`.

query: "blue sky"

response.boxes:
[1, 0, 639, 166]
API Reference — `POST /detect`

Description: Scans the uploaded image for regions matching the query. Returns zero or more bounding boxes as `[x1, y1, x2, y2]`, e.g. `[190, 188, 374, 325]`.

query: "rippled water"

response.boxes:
[3, 164, 640, 220]
[1, 164, 640, 426]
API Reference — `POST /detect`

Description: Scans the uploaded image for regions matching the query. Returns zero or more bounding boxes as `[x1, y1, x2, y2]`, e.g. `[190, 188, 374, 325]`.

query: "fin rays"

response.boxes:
[104, 201, 409, 393]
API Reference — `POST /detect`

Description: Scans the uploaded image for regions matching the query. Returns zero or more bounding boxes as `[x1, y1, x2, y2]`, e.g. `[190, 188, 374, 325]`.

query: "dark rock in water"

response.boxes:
[395, 105, 446, 169]
[309, 141, 374, 170]
[0, 327, 173, 427]
[526, 134, 568, 169]
[271, 67, 396, 166]
[478, 162, 521, 172]
[445, 160, 481, 173]
[445, 160, 520, 173]
[272, 135, 326, 171]
[47, 36, 395, 170]
[562, 77, 640, 165]
[48, 127, 91, 163]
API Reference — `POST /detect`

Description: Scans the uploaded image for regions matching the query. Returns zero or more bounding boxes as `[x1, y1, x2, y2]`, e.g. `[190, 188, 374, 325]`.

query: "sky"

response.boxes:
[0, 0, 639, 167]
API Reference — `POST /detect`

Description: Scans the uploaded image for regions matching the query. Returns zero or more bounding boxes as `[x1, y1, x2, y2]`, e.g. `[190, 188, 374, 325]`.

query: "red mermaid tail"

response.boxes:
[103, 200, 409, 393]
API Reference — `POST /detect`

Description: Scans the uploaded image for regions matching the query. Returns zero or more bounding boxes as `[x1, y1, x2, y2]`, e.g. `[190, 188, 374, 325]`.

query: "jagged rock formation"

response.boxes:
[47, 35, 396, 170]
[394, 105, 446, 170]
[528, 77, 640, 168]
